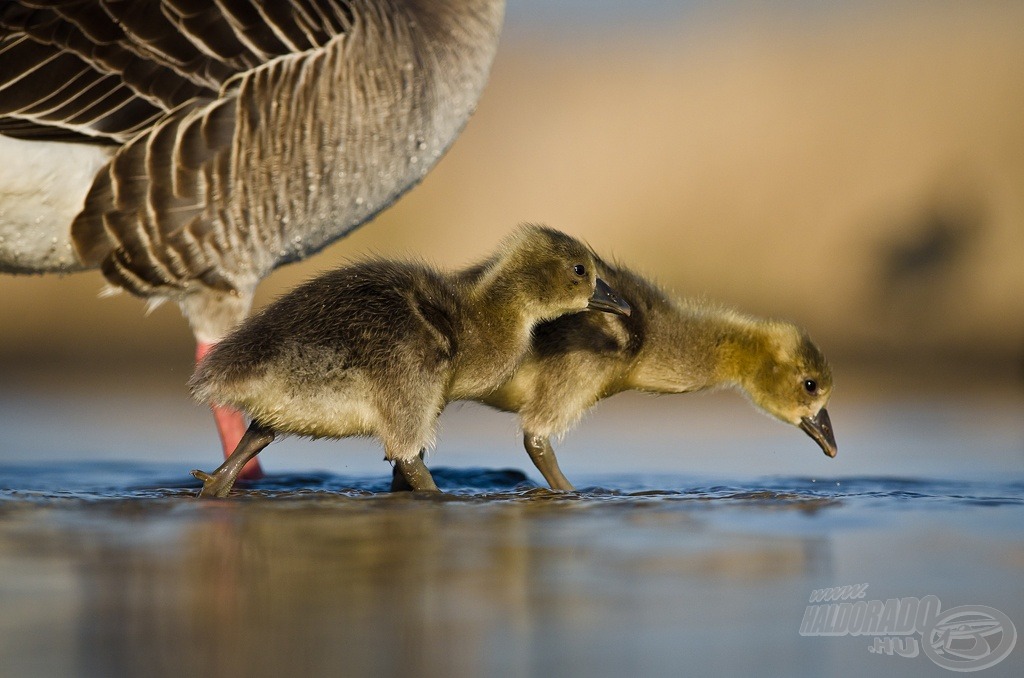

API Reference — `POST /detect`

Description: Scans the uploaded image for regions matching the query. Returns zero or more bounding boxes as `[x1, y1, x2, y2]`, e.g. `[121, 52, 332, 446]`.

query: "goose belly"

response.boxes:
[0, 136, 110, 273]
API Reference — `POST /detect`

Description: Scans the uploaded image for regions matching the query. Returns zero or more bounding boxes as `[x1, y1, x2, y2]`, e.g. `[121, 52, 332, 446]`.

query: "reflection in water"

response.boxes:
[0, 469, 1022, 677]
[0, 487, 829, 677]
[82, 499, 522, 676]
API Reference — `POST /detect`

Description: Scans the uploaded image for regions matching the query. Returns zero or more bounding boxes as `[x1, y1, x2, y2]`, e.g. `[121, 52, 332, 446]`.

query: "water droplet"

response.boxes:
[417, 140, 427, 151]
[409, 156, 418, 164]
[354, 197, 364, 206]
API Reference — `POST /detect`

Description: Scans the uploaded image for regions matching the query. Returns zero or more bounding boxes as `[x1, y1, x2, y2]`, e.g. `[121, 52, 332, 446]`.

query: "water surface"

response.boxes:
[1, 461, 1021, 678]
[1, 376, 1021, 677]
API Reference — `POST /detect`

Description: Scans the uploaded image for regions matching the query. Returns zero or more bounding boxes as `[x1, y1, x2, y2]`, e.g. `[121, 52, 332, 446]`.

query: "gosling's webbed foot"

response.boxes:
[191, 468, 236, 498]
[390, 450, 426, 492]
[393, 452, 439, 492]
[191, 421, 276, 498]
[390, 465, 412, 492]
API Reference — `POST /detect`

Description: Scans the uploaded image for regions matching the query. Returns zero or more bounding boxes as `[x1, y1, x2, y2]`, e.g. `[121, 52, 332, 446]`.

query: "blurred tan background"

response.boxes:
[3, 0, 1023, 387]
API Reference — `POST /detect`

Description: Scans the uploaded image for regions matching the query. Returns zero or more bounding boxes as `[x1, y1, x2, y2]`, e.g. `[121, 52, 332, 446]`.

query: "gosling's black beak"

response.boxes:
[587, 278, 631, 316]
[800, 408, 837, 458]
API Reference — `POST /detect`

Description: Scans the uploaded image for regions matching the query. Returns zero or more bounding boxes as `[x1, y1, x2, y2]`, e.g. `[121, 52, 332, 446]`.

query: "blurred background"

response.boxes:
[1, 0, 1022, 475]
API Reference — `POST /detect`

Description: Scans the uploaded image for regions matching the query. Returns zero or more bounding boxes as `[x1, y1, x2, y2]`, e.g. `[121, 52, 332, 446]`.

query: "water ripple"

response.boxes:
[0, 462, 1020, 509]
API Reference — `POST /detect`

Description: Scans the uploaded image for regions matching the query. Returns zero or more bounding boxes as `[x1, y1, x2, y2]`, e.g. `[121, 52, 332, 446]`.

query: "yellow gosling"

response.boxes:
[477, 260, 835, 491]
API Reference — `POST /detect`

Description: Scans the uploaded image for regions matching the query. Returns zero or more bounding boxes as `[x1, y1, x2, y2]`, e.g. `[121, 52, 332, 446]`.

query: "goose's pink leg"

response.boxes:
[196, 342, 263, 480]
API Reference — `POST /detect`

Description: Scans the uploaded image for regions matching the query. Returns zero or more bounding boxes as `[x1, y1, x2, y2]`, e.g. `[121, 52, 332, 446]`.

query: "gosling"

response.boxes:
[475, 260, 836, 491]
[189, 225, 631, 497]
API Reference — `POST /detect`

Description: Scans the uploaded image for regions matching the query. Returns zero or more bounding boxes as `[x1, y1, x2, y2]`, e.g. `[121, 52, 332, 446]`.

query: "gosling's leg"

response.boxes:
[196, 342, 263, 480]
[393, 451, 439, 492]
[192, 422, 276, 498]
[390, 450, 426, 492]
[524, 433, 575, 491]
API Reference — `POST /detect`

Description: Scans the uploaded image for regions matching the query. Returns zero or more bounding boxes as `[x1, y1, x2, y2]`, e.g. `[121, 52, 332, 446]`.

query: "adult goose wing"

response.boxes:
[0, 0, 505, 318]
[0, 0, 351, 144]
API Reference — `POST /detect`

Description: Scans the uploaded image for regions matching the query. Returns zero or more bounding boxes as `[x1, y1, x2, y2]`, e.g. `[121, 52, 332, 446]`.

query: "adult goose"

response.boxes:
[0, 0, 506, 476]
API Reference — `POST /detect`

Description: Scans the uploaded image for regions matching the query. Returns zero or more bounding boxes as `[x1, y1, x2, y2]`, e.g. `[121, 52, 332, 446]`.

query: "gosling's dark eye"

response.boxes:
[573, 264, 586, 276]
[803, 379, 818, 394]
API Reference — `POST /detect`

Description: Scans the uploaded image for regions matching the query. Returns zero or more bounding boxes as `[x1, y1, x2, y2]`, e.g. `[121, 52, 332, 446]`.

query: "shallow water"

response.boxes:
[1, 462, 1022, 678]
[1, 376, 1022, 677]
